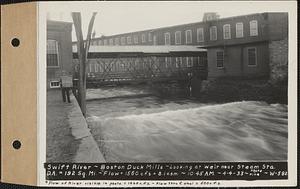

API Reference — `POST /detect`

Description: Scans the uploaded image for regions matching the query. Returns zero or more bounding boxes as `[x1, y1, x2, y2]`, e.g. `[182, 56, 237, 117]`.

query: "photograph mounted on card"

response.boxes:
[0, 1, 297, 188]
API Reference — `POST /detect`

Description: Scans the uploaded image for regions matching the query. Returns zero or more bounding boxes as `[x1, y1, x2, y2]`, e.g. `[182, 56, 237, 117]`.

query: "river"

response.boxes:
[86, 86, 288, 162]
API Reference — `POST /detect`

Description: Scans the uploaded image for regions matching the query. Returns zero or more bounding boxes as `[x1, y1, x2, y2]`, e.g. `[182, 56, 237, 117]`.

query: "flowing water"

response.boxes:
[86, 86, 288, 162]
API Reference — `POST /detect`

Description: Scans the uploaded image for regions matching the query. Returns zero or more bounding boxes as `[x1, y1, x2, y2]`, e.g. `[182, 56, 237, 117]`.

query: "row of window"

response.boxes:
[47, 39, 256, 70]
[165, 20, 258, 45]
[85, 56, 205, 73]
[89, 20, 258, 46]
[91, 33, 153, 46]
[216, 47, 257, 68]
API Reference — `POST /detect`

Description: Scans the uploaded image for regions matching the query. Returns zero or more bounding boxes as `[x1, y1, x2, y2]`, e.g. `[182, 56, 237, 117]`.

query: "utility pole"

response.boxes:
[72, 12, 97, 117]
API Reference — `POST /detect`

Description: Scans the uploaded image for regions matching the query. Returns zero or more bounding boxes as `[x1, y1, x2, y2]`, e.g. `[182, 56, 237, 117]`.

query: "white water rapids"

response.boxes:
[86, 88, 288, 162]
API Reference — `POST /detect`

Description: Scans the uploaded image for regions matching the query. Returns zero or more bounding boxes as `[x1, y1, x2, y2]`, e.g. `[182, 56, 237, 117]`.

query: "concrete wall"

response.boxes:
[207, 42, 269, 78]
[269, 38, 288, 83]
[47, 21, 73, 89]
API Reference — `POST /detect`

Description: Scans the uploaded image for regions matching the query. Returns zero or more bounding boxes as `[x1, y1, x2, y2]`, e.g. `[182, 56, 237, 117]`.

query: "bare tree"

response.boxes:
[72, 12, 97, 117]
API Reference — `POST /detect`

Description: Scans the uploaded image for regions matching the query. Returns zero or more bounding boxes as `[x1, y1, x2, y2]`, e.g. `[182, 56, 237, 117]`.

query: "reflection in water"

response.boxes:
[86, 87, 288, 162]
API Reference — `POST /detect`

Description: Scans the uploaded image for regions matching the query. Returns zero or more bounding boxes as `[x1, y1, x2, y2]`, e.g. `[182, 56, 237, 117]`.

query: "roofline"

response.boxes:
[75, 12, 267, 43]
[47, 20, 73, 25]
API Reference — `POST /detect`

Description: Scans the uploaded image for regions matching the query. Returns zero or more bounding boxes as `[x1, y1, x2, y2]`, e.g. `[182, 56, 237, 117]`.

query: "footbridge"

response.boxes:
[73, 46, 207, 86]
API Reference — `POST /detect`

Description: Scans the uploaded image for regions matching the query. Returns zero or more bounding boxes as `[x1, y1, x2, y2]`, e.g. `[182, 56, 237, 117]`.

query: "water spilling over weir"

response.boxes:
[86, 86, 288, 162]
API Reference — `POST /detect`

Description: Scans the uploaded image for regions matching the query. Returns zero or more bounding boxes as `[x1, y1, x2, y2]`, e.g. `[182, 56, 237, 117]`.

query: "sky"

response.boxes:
[45, 1, 287, 41]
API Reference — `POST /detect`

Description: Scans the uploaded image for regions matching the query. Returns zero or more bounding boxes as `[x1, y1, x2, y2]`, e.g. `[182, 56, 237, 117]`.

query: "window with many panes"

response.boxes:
[250, 20, 258, 36]
[94, 64, 98, 72]
[127, 36, 132, 44]
[121, 37, 125, 45]
[236, 22, 244, 38]
[210, 26, 217, 41]
[148, 33, 152, 41]
[109, 39, 114, 45]
[186, 57, 193, 67]
[175, 31, 181, 44]
[216, 51, 224, 68]
[142, 34, 146, 43]
[89, 63, 93, 72]
[164, 33, 170, 45]
[175, 57, 182, 68]
[197, 28, 204, 42]
[247, 47, 257, 66]
[103, 39, 108, 45]
[185, 30, 192, 44]
[153, 35, 157, 45]
[47, 40, 59, 67]
[115, 38, 120, 45]
[165, 57, 171, 68]
[223, 24, 231, 39]
[134, 35, 138, 44]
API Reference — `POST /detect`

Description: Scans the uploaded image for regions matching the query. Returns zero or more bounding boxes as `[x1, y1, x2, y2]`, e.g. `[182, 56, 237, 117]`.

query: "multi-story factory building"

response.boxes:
[76, 12, 288, 79]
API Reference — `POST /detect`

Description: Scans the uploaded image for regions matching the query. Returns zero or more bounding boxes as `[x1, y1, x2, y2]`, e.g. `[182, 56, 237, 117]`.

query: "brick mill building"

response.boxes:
[73, 12, 288, 81]
[47, 20, 73, 89]
[47, 12, 288, 89]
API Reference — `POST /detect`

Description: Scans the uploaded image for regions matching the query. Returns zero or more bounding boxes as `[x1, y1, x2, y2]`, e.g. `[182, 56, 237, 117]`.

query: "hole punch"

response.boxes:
[11, 38, 20, 47]
[12, 140, 21, 149]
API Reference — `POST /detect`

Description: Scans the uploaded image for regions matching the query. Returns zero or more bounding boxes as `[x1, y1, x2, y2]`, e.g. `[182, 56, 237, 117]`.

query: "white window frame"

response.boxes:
[121, 37, 125, 45]
[247, 47, 257, 67]
[164, 32, 171, 45]
[148, 33, 152, 42]
[216, 50, 224, 68]
[47, 39, 60, 68]
[89, 63, 92, 73]
[223, 24, 231, 39]
[153, 35, 157, 45]
[175, 31, 181, 45]
[165, 57, 171, 68]
[134, 35, 138, 44]
[94, 64, 98, 72]
[185, 30, 192, 44]
[127, 36, 132, 44]
[109, 38, 114, 46]
[197, 28, 204, 42]
[49, 81, 60, 88]
[103, 39, 108, 45]
[250, 20, 258, 36]
[236, 22, 244, 38]
[175, 57, 180, 68]
[210, 26, 217, 41]
[142, 34, 146, 43]
[186, 57, 193, 67]
[115, 38, 119, 45]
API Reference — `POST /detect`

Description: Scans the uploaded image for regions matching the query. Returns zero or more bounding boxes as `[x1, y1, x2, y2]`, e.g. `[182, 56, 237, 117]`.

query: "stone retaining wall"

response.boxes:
[269, 38, 288, 84]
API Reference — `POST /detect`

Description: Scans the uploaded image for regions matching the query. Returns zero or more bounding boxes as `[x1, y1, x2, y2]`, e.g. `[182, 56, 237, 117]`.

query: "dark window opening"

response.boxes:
[248, 48, 257, 66]
[216, 51, 224, 68]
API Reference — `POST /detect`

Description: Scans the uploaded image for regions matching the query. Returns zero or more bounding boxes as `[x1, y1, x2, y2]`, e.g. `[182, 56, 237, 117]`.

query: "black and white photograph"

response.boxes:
[40, 1, 296, 187]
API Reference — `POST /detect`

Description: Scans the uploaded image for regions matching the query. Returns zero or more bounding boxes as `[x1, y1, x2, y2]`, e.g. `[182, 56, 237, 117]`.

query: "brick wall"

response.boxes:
[269, 38, 288, 83]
